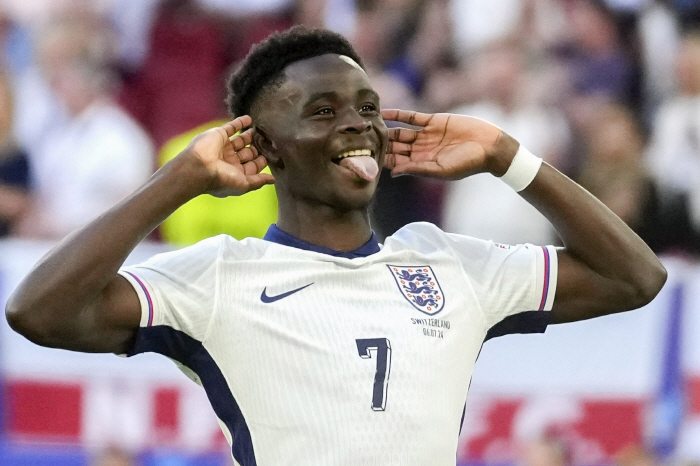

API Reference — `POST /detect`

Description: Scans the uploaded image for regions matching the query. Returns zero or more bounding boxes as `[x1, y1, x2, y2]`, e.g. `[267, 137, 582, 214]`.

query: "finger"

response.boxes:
[388, 127, 419, 144]
[221, 115, 253, 137]
[384, 152, 414, 170]
[245, 173, 276, 191]
[230, 128, 254, 151]
[381, 109, 433, 127]
[236, 145, 258, 163]
[390, 160, 442, 178]
[387, 140, 412, 156]
[243, 155, 268, 175]
[384, 153, 396, 170]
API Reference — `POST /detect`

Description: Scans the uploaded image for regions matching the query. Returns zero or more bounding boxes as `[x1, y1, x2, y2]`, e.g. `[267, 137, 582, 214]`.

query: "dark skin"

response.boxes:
[252, 54, 388, 250]
[5, 53, 666, 354]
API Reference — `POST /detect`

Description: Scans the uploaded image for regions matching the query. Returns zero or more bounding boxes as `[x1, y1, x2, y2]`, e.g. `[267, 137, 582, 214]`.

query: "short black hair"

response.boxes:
[226, 25, 364, 118]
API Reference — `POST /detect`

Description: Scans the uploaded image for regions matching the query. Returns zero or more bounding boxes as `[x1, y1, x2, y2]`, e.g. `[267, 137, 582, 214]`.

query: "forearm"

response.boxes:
[491, 134, 667, 320]
[524, 164, 663, 287]
[6, 156, 208, 338]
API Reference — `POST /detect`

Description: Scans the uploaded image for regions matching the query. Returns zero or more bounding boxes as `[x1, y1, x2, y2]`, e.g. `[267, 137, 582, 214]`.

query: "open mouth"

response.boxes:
[331, 148, 375, 164]
[331, 148, 379, 181]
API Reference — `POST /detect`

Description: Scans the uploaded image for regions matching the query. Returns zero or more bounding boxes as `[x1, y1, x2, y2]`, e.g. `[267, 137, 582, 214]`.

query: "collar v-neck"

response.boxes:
[263, 224, 380, 259]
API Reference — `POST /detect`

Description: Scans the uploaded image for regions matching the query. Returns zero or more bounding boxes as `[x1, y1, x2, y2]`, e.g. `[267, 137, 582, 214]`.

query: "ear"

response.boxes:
[253, 126, 284, 169]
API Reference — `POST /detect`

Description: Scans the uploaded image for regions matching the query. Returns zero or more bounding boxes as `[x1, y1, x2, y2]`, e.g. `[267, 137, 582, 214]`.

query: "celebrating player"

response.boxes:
[6, 27, 666, 465]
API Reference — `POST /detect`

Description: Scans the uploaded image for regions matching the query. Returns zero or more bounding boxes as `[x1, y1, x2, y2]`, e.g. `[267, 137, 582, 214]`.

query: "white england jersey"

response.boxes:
[119, 222, 557, 466]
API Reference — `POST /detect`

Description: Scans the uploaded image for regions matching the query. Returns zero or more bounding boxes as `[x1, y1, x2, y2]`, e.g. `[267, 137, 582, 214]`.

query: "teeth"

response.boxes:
[337, 149, 372, 159]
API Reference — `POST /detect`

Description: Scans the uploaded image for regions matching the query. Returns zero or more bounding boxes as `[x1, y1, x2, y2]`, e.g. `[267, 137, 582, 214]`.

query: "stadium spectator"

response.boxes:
[577, 103, 664, 251]
[119, 0, 293, 148]
[17, 15, 153, 239]
[450, 0, 526, 55]
[563, 0, 637, 103]
[5, 11, 67, 162]
[646, 29, 700, 254]
[0, 67, 29, 237]
[637, 0, 680, 115]
[442, 43, 569, 245]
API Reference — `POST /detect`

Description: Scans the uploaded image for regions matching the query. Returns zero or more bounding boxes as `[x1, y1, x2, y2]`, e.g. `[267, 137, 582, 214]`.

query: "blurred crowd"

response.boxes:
[0, 0, 700, 255]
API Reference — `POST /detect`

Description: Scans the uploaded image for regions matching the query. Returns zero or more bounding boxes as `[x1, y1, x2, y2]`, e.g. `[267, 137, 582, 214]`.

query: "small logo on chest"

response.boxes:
[260, 283, 314, 303]
[387, 265, 445, 315]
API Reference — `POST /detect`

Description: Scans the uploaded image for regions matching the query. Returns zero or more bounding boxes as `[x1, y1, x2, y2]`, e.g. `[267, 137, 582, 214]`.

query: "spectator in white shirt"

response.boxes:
[18, 15, 153, 240]
[442, 44, 570, 246]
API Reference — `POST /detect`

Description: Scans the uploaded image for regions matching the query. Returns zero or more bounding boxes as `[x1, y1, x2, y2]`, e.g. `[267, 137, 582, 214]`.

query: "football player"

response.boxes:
[6, 26, 666, 466]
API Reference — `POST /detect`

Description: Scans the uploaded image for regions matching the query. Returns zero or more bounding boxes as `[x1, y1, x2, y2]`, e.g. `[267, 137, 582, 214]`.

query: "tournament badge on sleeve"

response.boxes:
[387, 265, 445, 315]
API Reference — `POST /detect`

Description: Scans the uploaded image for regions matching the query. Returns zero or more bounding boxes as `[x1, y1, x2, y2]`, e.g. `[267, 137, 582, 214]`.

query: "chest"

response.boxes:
[207, 255, 487, 403]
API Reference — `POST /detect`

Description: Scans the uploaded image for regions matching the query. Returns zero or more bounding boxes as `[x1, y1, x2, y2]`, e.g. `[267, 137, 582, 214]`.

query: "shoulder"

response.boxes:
[387, 222, 448, 247]
[131, 235, 282, 277]
[389, 223, 542, 270]
[138, 235, 229, 269]
[386, 222, 492, 255]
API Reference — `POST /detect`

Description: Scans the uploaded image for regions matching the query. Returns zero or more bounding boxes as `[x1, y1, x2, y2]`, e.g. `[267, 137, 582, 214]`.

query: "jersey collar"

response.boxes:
[263, 224, 380, 258]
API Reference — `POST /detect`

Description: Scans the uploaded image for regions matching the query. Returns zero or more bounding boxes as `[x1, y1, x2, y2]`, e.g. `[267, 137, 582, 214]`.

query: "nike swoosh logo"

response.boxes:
[261, 283, 314, 303]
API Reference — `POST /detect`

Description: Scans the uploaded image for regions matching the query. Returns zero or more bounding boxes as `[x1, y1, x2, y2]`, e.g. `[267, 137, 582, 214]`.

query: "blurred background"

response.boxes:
[0, 0, 700, 464]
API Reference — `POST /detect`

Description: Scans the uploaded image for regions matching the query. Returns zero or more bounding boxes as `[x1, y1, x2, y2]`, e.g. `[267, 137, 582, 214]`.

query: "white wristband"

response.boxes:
[499, 145, 543, 192]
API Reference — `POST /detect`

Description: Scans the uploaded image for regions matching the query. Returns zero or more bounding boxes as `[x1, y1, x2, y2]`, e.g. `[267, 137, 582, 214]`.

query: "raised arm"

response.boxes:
[5, 116, 273, 353]
[381, 109, 667, 323]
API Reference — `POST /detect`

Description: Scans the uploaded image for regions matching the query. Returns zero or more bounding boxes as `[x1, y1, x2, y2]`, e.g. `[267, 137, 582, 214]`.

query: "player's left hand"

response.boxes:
[381, 109, 516, 179]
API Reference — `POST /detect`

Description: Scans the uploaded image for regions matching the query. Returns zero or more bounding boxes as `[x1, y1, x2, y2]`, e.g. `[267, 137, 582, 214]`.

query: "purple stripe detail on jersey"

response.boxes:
[124, 271, 153, 327]
[127, 326, 257, 465]
[264, 224, 380, 258]
[538, 246, 551, 311]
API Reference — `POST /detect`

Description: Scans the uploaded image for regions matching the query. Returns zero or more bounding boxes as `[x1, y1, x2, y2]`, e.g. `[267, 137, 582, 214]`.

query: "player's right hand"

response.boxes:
[179, 115, 275, 198]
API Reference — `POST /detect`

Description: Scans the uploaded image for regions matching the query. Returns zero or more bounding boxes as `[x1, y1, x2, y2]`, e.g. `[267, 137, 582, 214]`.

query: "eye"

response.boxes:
[360, 103, 378, 113]
[314, 107, 334, 116]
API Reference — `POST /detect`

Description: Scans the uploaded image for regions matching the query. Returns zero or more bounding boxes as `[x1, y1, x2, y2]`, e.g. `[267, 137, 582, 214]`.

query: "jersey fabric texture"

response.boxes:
[119, 222, 558, 466]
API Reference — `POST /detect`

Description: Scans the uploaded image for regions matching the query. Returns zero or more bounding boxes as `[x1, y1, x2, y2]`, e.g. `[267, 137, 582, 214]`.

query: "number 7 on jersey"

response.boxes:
[356, 338, 392, 411]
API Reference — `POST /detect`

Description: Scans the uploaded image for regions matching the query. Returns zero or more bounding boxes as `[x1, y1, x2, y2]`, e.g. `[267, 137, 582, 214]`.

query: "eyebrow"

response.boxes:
[304, 88, 380, 105]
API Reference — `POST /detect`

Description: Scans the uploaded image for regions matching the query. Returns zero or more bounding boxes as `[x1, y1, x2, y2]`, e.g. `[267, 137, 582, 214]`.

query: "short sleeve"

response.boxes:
[118, 236, 223, 344]
[444, 232, 558, 338]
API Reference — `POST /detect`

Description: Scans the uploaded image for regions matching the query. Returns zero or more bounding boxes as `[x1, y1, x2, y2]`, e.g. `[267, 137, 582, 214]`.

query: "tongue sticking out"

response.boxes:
[339, 156, 379, 181]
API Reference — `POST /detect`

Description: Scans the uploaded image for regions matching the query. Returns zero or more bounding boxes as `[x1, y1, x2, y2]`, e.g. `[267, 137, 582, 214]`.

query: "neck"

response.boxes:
[276, 200, 373, 252]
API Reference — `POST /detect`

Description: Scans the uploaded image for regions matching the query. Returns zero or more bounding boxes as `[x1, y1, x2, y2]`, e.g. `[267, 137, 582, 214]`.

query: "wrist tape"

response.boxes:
[499, 145, 543, 192]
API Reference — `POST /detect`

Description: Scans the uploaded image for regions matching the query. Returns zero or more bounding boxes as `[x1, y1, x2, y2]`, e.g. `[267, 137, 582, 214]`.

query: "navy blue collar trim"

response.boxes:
[264, 224, 380, 258]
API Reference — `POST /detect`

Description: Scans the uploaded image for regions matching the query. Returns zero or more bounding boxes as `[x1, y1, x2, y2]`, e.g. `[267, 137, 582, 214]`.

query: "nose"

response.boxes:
[338, 108, 372, 134]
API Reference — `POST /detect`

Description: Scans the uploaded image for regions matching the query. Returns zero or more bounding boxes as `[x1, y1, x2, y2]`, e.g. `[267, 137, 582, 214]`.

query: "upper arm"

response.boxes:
[79, 274, 143, 354]
[75, 236, 220, 354]
[7, 274, 144, 354]
[550, 249, 644, 324]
